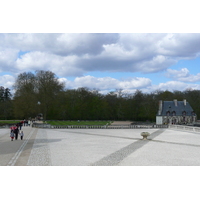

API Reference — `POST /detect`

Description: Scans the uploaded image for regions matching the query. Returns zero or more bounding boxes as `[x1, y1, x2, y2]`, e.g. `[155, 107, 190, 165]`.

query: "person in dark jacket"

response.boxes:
[14, 127, 19, 140]
[19, 122, 23, 130]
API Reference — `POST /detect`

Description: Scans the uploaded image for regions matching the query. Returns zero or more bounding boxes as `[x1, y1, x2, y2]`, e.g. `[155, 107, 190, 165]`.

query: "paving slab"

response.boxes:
[1, 127, 200, 166]
[119, 128, 200, 166]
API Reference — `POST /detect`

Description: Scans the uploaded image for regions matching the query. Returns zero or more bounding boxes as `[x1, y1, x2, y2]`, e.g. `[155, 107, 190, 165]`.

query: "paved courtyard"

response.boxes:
[1, 125, 200, 166]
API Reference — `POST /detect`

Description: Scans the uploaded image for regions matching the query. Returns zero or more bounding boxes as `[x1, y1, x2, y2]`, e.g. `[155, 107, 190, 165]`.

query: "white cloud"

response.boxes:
[74, 76, 119, 90]
[0, 49, 19, 72]
[1, 73, 200, 95]
[2, 33, 200, 76]
[118, 77, 151, 89]
[166, 68, 190, 78]
[0, 75, 15, 89]
[57, 76, 200, 94]
[151, 81, 200, 92]
[15, 51, 85, 76]
[135, 55, 176, 73]
[0, 33, 118, 56]
[55, 33, 118, 56]
[57, 75, 152, 91]
[2, 33, 200, 93]
[166, 68, 200, 82]
[157, 33, 200, 58]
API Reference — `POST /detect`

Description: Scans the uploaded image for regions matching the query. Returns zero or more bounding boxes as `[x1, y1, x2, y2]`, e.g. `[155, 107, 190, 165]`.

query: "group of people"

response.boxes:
[21, 120, 31, 127]
[10, 120, 25, 141]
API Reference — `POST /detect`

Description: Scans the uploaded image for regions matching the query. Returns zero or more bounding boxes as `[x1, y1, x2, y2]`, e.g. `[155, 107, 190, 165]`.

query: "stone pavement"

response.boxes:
[1, 125, 200, 166]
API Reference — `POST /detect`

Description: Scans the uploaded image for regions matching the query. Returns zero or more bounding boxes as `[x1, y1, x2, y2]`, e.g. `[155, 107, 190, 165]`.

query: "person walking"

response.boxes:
[28, 120, 31, 126]
[14, 127, 19, 140]
[19, 130, 24, 140]
[19, 121, 23, 130]
[10, 130, 14, 141]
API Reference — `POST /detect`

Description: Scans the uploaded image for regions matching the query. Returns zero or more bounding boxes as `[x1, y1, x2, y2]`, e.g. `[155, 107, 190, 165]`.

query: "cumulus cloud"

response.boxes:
[0, 75, 15, 89]
[118, 77, 151, 89]
[0, 33, 119, 56]
[157, 33, 200, 58]
[58, 75, 200, 94]
[151, 81, 200, 92]
[134, 55, 176, 73]
[1, 33, 200, 76]
[166, 68, 200, 82]
[0, 49, 19, 72]
[2, 73, 200, 95]
[15, 51, 85, 76]
[1, 33, 200, 93]
[58, 75, 152, 91]
[55, 33, 119, 56]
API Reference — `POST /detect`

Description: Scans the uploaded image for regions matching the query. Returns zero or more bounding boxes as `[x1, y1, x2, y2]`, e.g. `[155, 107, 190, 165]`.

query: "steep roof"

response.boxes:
[159, 101, 195, 116]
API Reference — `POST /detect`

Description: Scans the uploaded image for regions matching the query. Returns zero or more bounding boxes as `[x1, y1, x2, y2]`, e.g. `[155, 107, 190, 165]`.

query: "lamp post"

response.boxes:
[37, 101, 41, 121]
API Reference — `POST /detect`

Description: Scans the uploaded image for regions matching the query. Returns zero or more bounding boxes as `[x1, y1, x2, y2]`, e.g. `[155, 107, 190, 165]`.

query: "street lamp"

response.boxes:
[37, 101, 41, 121]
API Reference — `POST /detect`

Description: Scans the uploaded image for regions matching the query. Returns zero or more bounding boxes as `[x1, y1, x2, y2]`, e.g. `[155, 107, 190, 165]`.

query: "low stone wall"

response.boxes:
[0, 124, 18, 129]
[32, 123, 51, 128]
[32, 123, 168, 129]
[169, 125, 200, 133]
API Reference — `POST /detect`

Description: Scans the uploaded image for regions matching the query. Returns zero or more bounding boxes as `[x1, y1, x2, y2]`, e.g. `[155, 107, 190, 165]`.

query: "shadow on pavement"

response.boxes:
[0, 138, 62, 155]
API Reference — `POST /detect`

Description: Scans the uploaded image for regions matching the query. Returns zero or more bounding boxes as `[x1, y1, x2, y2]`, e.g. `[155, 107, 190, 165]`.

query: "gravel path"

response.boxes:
[27, 129, 51, 166]
[91, 129, 165, 166]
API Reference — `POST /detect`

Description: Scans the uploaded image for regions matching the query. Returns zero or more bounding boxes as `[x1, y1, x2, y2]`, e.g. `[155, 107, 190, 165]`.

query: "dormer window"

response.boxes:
[172, 111, 176, 116]
[182, 111, 186, 116]
[166, 111, 170, 116]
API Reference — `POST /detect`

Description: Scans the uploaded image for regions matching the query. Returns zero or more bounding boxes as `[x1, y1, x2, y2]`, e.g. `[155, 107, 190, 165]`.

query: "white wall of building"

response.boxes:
[156, 116, 163, 125]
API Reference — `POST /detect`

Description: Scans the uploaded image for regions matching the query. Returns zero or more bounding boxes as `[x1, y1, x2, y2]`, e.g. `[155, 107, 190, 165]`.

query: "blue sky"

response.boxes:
[1, 0, 200, 95]
[171, 57, 200, 76]
[1, 33, 200, 94]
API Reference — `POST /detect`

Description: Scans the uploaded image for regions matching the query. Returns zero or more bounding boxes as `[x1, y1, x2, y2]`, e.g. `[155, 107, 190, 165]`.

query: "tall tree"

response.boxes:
[35, 70, 65, 120]
[104, 92, 118, 120]
[13, 72, 37, 119]
[0, 86, 12, 119]
[11, 71, 200, 122]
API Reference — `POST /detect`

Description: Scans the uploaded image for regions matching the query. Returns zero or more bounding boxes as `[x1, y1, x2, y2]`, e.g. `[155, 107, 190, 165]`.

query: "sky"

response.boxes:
[1, 33, 200, 94]
[1, 1, 200, 95]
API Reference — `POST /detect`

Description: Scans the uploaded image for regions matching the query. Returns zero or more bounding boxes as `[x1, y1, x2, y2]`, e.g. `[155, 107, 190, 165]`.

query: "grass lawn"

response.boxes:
[0, 120, 21, 125]
[47, 121, 112, 126]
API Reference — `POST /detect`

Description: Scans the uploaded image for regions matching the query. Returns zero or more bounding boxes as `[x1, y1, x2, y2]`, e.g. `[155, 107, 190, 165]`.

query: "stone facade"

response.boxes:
[156, 99, 196, 125]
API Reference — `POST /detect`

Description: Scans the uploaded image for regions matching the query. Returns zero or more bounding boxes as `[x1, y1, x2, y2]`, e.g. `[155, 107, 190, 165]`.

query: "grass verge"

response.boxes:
[46, 121, 112, 126]
[0, 120, 21, 125]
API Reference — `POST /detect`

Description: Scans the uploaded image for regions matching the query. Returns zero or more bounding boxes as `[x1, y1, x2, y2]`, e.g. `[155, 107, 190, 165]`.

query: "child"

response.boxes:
[19, 130, 24, 140]
[10, 130, 14, 141]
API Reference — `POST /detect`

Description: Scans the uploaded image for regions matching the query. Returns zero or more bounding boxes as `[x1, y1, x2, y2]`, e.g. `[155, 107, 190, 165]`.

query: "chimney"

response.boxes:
[174, 99, 177, 106]
[158, 100, 162, 115]
[183, 99, 186, 106]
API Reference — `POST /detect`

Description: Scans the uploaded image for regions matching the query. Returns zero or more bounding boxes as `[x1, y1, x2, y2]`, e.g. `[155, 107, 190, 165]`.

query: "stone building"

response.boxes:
[156, 99, 197, 125]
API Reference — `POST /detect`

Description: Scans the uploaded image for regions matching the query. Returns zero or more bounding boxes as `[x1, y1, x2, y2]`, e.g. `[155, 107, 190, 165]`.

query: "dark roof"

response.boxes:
[159, 101, 195, 116]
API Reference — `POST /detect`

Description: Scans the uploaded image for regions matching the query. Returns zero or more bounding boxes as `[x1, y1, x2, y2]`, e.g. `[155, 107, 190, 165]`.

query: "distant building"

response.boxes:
[156, 99, 197, 125]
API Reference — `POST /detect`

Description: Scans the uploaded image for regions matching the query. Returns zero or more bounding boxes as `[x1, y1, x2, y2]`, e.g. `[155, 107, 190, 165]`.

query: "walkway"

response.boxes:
[1, 125, 200, 165]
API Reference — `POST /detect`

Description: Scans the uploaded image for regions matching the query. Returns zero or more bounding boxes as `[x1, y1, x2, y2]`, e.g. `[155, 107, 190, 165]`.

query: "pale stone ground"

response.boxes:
[27, 127, 200, 166]
[1, 121, 200, 166]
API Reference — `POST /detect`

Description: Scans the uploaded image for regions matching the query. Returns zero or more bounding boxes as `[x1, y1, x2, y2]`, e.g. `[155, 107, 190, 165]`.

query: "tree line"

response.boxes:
[0, 70, 200, 121]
